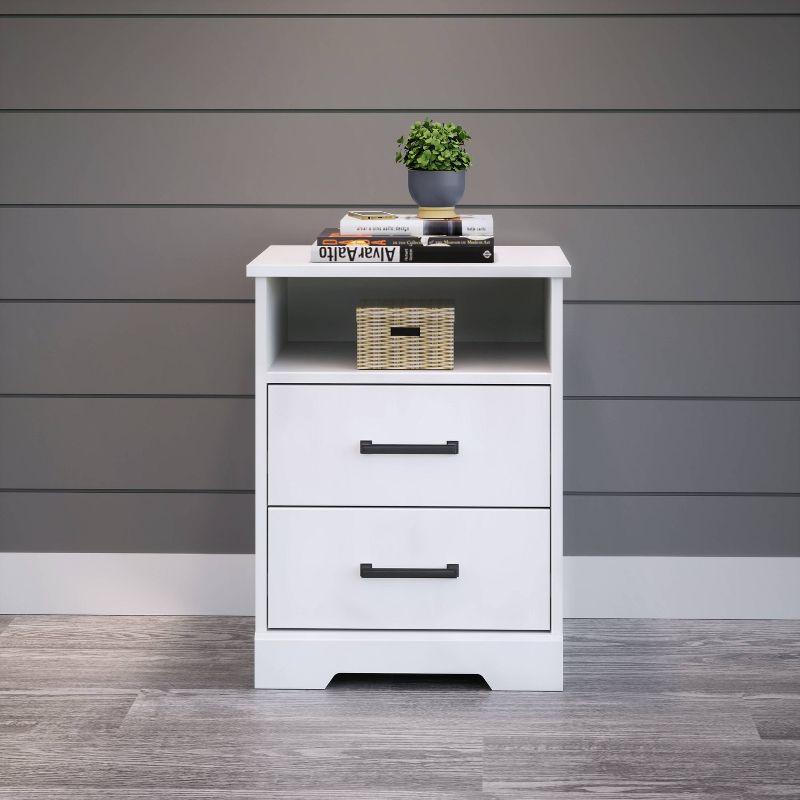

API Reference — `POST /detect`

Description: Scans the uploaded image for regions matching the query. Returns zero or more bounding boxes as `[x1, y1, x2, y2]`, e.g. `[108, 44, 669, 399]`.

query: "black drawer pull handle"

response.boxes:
[360, 563, 459, 579]
[360, 440, 459, 455]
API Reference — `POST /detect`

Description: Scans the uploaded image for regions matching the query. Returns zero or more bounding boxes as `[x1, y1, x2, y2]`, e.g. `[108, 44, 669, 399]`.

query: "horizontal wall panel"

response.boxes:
[565, 399, 800, 492]
[557, 208, 800, 301]
[3, 18, 798, 109]
[2, 113, 798, 205]
[2, 493, 795, 556]
[0, 398, 254, 489]
[0, 207, 265, 300]
[3, 1, 799, 14]
[565, 495, 800, 556]
[4, 303, 796, 396]
[565, 304, 800, 397]
[0, 492, 253, 552]
[0, 303, 253, 393]
[1, 398, 796, 494]
[2, 207, 798, 301]
[5, 302, 796, 396]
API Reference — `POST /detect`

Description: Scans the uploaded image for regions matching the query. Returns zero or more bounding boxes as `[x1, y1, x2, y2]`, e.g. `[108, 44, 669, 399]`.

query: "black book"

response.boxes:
[311, 229, 494, 263]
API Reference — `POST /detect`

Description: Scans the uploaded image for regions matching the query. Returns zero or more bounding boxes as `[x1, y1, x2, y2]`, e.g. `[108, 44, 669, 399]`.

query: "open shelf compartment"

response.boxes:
[261, 277, 554, 385]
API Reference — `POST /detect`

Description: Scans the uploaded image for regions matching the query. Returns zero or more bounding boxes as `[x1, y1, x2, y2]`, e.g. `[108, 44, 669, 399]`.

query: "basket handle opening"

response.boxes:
[389, 325, 421, 337]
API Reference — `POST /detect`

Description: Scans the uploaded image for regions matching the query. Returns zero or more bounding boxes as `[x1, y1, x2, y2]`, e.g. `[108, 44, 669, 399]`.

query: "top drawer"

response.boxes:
[268, 384, 549, 507]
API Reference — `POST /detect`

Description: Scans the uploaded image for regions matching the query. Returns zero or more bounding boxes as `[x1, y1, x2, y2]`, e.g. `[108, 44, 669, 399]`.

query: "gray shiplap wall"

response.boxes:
[0, 3, 798, 556]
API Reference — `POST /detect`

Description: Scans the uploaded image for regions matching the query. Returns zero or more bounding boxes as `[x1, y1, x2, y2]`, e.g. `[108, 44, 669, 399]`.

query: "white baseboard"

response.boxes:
[1, 554, 798, 618]
[0, 553, 253, 615]
[564, 556, 800, 619]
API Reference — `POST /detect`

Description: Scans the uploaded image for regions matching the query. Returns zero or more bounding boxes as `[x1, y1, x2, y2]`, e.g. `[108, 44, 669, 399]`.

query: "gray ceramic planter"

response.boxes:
[407, 169, 466, 217]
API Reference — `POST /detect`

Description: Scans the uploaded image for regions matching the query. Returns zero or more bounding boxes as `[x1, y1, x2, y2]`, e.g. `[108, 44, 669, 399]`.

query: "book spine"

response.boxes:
[311, 244, 405, 263]
[340, 217, 494, 237]
[409, 244, 493, 263]
[340, 219, 424, 236]
[311, 243, 493, 263]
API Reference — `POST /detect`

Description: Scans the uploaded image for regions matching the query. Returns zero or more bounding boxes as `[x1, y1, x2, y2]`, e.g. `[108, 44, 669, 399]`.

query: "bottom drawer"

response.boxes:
[267, 507, 550, 631]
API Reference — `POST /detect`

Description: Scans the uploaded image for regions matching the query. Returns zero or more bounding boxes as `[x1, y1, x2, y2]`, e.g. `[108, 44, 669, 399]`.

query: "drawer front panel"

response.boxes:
[267, 384, 550, 507]
[267, 507, 550, 631]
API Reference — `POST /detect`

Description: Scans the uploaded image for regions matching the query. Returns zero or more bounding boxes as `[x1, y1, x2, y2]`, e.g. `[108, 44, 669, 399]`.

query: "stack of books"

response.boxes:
[311, 211, 494, 263]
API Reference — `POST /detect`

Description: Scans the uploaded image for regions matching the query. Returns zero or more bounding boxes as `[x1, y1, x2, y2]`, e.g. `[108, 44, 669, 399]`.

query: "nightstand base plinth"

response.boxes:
[255, 631, 563, 691]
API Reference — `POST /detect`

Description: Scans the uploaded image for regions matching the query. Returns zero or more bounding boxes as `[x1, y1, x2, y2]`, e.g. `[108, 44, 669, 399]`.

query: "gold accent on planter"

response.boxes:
[417, 206, 457, 219]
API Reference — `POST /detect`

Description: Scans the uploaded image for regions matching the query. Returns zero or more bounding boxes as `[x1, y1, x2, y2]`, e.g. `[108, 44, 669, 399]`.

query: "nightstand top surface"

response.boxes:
[247, 244, 571, 278]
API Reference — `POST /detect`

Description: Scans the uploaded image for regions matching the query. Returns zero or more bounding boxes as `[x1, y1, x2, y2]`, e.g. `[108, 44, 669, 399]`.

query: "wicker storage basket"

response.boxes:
[356, 300, 455, 370]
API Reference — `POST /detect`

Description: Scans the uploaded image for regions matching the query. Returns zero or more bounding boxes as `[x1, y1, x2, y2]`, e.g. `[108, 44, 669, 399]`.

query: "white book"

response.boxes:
[340, 211, 493, 237]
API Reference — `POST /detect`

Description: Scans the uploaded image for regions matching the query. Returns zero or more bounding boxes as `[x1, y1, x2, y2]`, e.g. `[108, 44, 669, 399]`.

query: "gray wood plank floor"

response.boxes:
[0, 618, 798, 798]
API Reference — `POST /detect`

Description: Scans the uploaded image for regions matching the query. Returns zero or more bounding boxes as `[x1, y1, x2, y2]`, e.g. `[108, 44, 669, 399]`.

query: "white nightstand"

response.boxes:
[247, 245, 571, 690]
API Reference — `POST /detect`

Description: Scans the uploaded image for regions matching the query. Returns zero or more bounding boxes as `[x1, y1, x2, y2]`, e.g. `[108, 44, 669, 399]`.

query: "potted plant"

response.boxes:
[396, 118, 472, 219]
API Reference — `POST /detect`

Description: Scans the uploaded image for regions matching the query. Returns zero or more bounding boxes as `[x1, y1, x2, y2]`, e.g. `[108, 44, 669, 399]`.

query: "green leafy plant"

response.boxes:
[395, 118, 472, 171]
